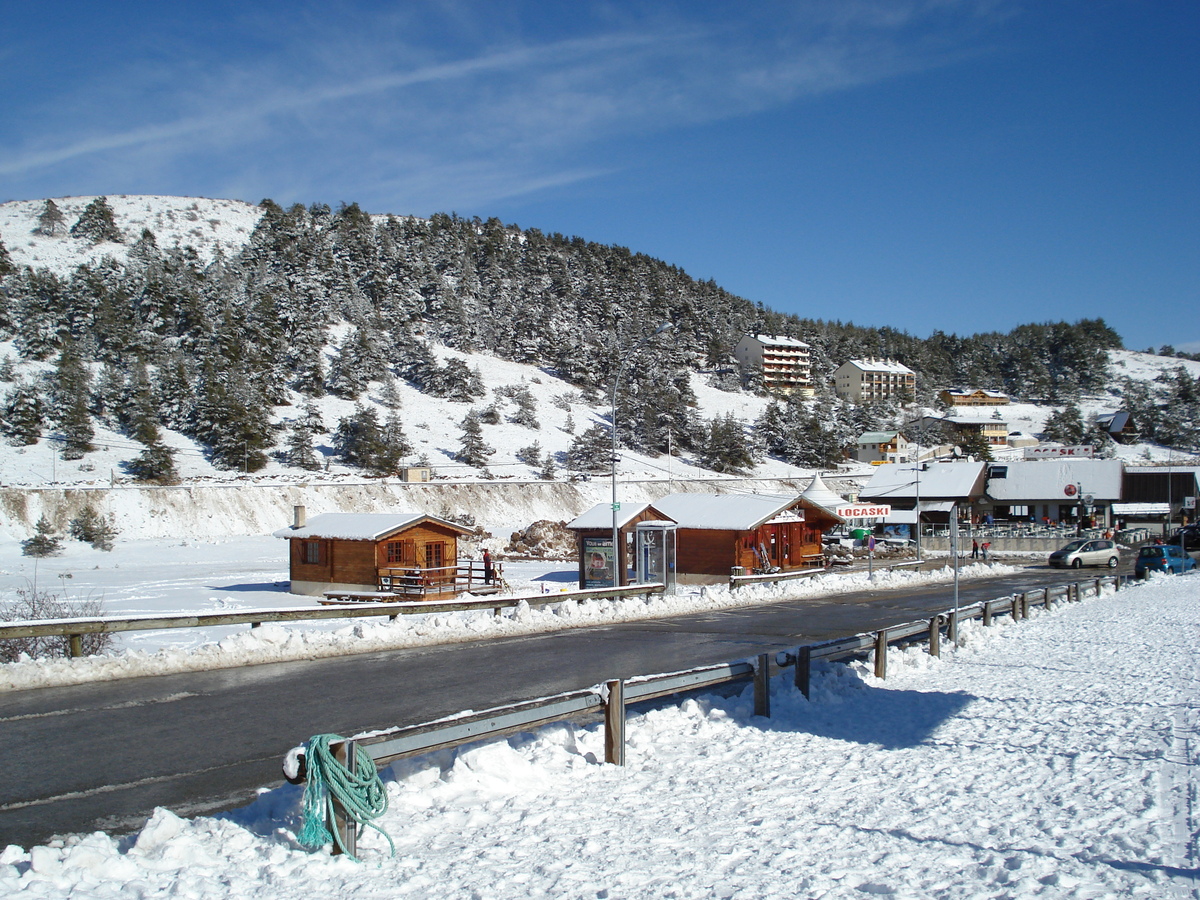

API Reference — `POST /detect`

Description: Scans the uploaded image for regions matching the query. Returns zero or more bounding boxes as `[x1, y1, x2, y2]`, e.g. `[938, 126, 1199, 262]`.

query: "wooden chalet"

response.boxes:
[273, 508, 478, 599]
[564, 502, 673, 588]
[652, 486, 844, 582]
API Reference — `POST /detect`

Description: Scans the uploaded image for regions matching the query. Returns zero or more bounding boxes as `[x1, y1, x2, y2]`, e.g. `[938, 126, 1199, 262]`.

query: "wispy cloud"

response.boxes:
[0, 1, 1010, 207]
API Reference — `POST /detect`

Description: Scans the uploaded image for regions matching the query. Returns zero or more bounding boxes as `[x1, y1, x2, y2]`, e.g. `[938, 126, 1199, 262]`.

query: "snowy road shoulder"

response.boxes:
[2, 573, 1197, 898]
[0, 546, 1021, 692]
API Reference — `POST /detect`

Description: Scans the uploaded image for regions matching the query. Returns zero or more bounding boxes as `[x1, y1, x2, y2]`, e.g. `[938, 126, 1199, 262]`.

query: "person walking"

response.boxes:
[971, 539, 979, 559]
[981, 541, 990, 560]
[483, 548, 494, 585]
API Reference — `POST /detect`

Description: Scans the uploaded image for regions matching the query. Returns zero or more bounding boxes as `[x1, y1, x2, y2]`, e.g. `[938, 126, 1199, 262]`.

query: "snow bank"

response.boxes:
[0, 532, 1019, 692]
[2, 574, 1196, 898]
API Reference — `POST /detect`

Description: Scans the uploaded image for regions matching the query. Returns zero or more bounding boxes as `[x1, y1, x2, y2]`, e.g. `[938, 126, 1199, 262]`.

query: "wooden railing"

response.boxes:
[374, 561, 498, 599]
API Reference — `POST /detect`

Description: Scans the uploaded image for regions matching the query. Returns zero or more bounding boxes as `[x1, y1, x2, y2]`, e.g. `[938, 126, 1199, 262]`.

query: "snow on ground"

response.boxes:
[0, 196, 262, 273]
[0, 534, 1018, 692]
[3, 571, 1197, 898]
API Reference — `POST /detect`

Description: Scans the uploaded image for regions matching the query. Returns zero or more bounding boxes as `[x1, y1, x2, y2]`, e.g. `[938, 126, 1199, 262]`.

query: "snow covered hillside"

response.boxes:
[0, 195, 261, 272]
[3, 572, 1196, 897]
[0, 195, 1196, 544]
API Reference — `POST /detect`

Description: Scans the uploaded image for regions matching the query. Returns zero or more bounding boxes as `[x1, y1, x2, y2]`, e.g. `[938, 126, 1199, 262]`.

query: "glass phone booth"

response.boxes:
[634, 521, 677, 594]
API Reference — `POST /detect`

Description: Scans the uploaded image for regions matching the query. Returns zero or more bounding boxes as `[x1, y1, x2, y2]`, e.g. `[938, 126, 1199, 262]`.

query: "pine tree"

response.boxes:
[1, 382, 45, 445]
[538, 452, 557, 481]
[22, 516, 62, 557]
[34, 199, 67, 236]
[697, 413, 754, 474]
[283, 418, 321, 470]
[333, 404, 386, 470]
[69, 505, 118, 550]
[1042, 404, 1086, 445]
[70, 197, 123, 244]
[516, 442, 542, 467]
[50, 341, 94, 459]
[375, 411, 412, 475]
[455, 411, 493, 468]
[567, 423, 611, 475]
[126, 440, 179, 484]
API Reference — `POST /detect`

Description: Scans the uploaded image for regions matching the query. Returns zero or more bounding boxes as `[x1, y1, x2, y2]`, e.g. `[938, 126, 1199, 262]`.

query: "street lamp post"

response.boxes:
[611, 323, 673, 586]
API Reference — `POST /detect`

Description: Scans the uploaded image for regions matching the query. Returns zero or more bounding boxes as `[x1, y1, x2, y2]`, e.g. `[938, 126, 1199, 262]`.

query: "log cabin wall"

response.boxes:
[677, 529, 740, 576]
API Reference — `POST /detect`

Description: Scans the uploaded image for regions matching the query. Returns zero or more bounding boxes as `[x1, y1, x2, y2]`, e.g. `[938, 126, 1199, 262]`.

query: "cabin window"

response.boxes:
[302, 540, 324, 565]
[387, 539, 416, 565]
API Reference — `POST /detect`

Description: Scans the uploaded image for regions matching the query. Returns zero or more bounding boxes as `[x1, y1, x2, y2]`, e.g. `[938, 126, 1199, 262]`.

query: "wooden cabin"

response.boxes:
[653, 492, 843, 581]
[564, 502, 673, 588]
[273, 508, 476, 598]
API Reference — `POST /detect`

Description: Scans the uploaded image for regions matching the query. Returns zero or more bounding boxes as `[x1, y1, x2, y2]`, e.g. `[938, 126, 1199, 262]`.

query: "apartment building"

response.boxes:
[734, 334, 814, 395]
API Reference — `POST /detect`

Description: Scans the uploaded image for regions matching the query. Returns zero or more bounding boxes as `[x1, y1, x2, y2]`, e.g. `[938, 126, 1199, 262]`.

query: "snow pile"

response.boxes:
[2, 574, 1196, 897]
[0, 534, 1018, 692]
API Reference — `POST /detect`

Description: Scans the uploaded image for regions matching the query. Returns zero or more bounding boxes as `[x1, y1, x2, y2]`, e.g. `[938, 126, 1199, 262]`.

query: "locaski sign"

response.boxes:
[835, 504, 892, 519]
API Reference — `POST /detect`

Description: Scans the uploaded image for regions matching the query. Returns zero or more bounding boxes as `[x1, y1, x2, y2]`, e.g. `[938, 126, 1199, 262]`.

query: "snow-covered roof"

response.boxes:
[942, 388, 1009, 399]
[841, 358, 914, 375]
[653, 492, 799, 531]
[799, 474, 847, 519]
[565, 503, 663, 531]
[857, 432, 903, 444]
[860, 462, 987, 501]
[984, 459, 1123, 502]
[1112, 503, 1170, 515]
[747, 334, 810, 349]
[272, 512, 470, 541]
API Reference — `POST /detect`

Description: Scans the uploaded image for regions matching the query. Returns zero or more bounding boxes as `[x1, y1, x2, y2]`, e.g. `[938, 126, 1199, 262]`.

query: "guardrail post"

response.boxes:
[1094, 577, 1102, 598]
[947, 610, 958, 647]
[982, 600, 992, 628]
[1017, 592, 1028, 619]
[604, 680, 625, 766]
[68, 634, 83, 658]
[754, 654, 771, 718]
[928, 616, 941, 658]
[874, 630, 887, 680]
[795, 646, 811, 699]
[330, 740, 357, 858]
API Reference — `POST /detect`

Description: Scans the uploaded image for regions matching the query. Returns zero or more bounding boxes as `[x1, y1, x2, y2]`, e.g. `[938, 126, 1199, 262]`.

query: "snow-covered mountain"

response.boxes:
[0, 195, 1196, 541]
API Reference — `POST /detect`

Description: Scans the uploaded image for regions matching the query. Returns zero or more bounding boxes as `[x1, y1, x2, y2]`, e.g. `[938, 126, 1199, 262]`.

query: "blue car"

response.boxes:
[1134, 544, 1196, 578]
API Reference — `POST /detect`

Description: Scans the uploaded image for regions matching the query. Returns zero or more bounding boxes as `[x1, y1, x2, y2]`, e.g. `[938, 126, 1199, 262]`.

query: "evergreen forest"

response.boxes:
[0, 196, 1193, 478]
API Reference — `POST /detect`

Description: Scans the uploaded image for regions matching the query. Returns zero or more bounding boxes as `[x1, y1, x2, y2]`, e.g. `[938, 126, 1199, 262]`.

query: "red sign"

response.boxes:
[836, 504, 892, 519]
[1063, 484, 1078, 497]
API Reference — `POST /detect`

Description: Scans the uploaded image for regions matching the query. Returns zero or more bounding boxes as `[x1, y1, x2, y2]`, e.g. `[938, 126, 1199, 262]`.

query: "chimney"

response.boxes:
[293, 505, 306, 529]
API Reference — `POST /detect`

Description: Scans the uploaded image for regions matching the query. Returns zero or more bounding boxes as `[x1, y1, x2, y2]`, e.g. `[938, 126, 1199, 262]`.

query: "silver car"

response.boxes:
[1048, 539, 1119, 569]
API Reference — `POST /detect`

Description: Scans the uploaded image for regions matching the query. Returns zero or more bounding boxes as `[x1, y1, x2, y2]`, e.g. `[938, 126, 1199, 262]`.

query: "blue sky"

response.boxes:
[2, 1, 1197, 352]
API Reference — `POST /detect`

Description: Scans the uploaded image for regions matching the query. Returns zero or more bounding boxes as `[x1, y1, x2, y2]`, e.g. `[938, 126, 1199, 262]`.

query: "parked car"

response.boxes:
[1048, 539, 1119, 569]
[1134, 544, 1197, 578]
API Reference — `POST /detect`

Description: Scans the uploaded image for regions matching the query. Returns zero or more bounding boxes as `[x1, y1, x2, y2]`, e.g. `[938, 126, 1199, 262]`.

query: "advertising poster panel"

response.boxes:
[582, 536, 615, 588]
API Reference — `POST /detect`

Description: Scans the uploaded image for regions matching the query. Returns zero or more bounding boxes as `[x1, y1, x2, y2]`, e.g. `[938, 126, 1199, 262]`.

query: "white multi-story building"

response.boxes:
[833, 358, 916, 403]
[734, 334, 814, 395]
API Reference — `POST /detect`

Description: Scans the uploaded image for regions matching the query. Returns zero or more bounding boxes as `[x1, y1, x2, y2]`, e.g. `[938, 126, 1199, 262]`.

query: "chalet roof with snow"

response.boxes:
[857, 431, 905, 444]
[984, 459, 1124, 502]
[272, 512, 472, 541]
[652, 493, 805, 531]
[565, 502, 669, 531]
[859, 461, 988, 502]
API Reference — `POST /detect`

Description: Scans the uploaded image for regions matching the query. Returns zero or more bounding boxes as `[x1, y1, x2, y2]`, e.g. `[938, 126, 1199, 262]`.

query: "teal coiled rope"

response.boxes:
[297, 734, 395, 862]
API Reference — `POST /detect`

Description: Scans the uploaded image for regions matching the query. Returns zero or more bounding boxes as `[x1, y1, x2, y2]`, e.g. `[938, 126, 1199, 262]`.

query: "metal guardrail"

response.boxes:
[299, 572, 1138, 856]
[0, 583, 666, 658]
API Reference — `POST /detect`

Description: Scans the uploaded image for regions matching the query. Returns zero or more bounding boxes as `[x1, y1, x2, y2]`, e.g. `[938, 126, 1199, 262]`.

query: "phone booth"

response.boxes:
[635, 521, 677, 593]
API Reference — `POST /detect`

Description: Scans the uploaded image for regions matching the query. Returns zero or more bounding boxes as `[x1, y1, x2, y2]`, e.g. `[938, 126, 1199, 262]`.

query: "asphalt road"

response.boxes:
[0, 560, 1124, 848]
